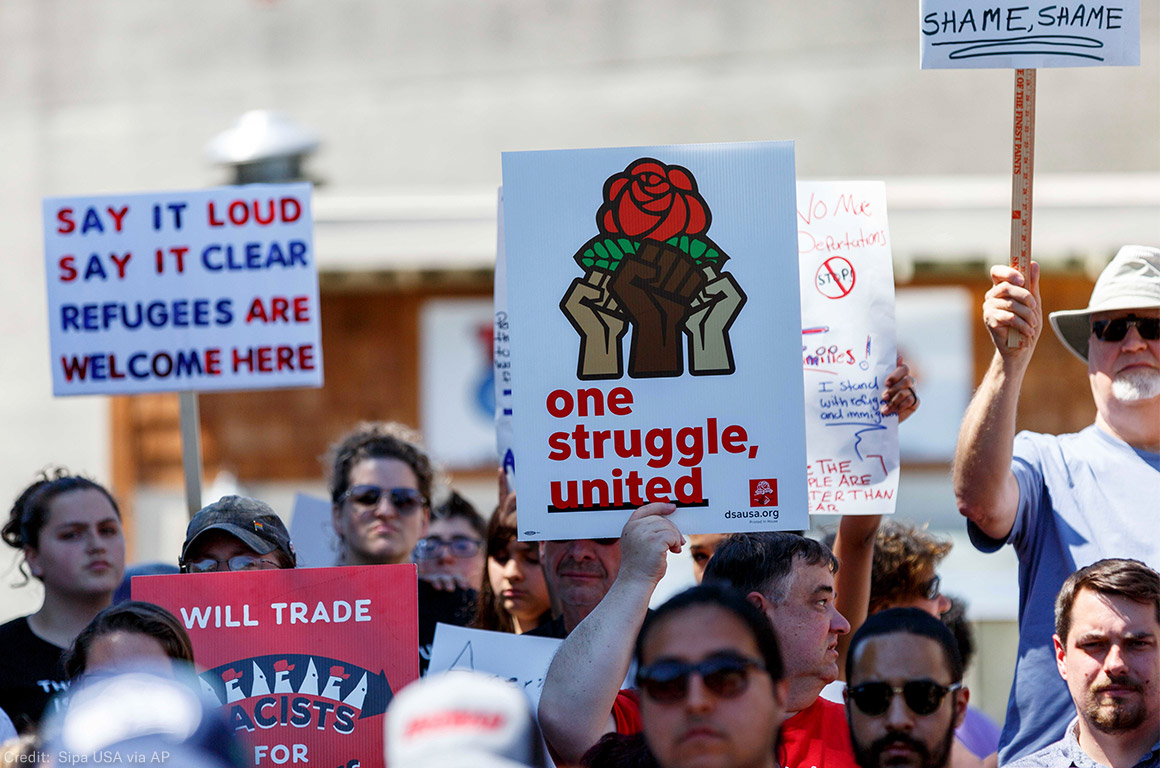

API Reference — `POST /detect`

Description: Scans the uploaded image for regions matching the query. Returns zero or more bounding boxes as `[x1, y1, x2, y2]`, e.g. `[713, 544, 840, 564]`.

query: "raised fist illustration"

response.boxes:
[685, 265, 747, 375]
[560, 271, 627, 380]
[609, 242, 706, 378]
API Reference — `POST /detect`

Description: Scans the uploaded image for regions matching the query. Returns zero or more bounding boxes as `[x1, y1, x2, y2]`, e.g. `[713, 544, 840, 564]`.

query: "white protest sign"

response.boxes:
[289, 493, 340, 568]
[494, 188, 517, 491]
[43, 183, 322, 396]
[427, 623, 562, 709]
[503, 144, 807, 540]
[920, 0, 1140, 68]
[797, 181, 899, 516]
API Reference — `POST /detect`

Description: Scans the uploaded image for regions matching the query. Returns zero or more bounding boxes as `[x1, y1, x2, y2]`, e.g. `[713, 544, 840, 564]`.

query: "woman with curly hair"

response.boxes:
[0, 469, 125, 731]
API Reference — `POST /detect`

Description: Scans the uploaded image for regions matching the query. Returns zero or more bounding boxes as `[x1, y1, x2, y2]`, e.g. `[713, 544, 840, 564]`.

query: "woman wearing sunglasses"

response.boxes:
[328, 422, 435, 568]
[0, 469, 125, 732]
[628, 584, 788, 768]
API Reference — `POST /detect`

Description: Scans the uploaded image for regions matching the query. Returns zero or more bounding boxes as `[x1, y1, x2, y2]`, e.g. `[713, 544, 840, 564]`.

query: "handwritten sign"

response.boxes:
[42, 183, 322, 396]
[133, 565, 417, 768]
[427, 624, 563, 709]
[797, 181, 899, 516]
[920, 0, 1140, 68]
[494, 189, 518, 492]
[502, 143, 807, 540]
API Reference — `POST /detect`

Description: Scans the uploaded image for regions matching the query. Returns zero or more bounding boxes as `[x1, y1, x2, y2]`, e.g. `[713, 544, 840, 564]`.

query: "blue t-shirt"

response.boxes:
[967, 424, 1160, 766]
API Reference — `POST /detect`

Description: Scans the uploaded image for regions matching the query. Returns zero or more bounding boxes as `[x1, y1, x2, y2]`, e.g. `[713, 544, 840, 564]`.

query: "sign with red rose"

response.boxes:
[502, 142, 808, 540]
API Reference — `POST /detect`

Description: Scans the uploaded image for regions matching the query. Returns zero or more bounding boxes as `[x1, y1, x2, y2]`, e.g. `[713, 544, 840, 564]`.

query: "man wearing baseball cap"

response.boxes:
[953, 245, 1160, 763]
[179, 496, 297, 574]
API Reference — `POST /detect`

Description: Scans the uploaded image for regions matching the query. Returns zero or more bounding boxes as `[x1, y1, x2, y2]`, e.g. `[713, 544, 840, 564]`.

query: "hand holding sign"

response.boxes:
[983, 261, 1043, 360]
[618, 502, 683, 587]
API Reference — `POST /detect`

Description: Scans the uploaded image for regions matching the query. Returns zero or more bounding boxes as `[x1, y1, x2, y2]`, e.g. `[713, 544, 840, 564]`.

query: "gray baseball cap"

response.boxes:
[180, 495, 296, 568]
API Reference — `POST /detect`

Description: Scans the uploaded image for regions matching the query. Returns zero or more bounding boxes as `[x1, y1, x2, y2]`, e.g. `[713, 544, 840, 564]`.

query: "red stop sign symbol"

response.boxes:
[815, 256, 855, 299]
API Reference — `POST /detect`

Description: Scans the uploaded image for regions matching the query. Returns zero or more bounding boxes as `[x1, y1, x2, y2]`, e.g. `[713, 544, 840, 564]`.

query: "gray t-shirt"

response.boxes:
[967, 424, 1160, 765]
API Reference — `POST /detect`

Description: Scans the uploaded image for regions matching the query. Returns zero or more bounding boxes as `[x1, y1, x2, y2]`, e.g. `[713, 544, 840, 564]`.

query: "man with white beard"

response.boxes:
[954, 245, 1160, 764]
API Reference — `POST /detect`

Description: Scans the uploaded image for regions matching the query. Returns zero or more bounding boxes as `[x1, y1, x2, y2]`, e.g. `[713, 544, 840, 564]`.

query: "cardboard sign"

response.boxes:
[503, 143, 807, 540]
[133, 565, 418, 768]
[288, 493, 341, 568]
[797, 181, 899, 516]
[43, 183, 323, 396]
[920, 0, 1140, 68]
[427, 624, 562, 710]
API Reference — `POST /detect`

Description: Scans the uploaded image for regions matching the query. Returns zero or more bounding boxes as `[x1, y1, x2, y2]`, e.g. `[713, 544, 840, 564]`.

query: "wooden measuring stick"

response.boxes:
[1008, 68, 1037, 348]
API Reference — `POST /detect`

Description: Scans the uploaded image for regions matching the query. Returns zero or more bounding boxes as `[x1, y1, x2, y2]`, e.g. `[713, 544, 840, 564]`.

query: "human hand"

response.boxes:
[610, 243, 706, 377]
[881, 354, 919, 423]
[561, 273, 628, 379]
[618, 502, 683, 586]
[685, 266, 747, 375]
[983, 261, 1042, 359]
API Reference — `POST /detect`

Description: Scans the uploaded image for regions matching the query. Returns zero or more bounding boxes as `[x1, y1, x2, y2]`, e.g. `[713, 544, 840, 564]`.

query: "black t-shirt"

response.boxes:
[416, 580, 477, 676]
[524, 614, 568, 639]
[0, 616, 69, 733]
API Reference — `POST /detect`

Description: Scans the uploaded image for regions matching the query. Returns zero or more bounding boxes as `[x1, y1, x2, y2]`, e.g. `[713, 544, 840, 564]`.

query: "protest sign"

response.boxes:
[288, 493, 340, 568]
[797, 181, 899, 516]
[133, 565, 417, 768]
[919, 0, 1140, 69]
[43, 183, 322, 396]
[494, 189, 518, 491]
[502, 143, 807, 540]
[427, 624, 563, 710]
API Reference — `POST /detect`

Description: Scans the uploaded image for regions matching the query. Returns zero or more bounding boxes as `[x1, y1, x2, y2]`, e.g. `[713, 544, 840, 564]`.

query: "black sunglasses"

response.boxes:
[340, 484, 427, 515]
[1091, 314, 1160, 342]
[919, 574, 941, 601]
[636, 652, 765, 704]
[848, 680, 962, 717]
[414, 535, 483, 560]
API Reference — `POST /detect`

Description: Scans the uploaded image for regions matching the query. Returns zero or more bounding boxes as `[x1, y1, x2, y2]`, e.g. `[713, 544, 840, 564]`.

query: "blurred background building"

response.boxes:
[1, 0, 1157, 720]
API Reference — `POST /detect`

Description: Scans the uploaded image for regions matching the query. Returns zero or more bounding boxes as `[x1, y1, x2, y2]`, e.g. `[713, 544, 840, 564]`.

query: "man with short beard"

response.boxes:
[954, 245, 1160, 763]
[845, 608, 969, 768]
[1007, 559, 1160, 768]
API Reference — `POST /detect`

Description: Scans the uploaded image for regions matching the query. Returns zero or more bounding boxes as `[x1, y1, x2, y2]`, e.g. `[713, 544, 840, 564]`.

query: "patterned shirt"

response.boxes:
[1007, 718, 1160, 768]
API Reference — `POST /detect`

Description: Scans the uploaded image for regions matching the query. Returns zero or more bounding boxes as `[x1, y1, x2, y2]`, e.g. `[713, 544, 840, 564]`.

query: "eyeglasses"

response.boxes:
[1091, 315, 1160, 343]
[340, 485, 427, 516]
[919, 574, 941, 601]
[636, 653, 766, 704]
[414, 535, 483, 560]
[848, 680, 962, 717]
[183, 555, 281, 574]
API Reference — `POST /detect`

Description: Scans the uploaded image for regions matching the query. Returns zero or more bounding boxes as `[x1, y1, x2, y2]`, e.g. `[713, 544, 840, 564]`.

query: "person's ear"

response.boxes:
[952, 686, 970, 729]
[747, 590, 771, 616]
[24, 547, 43, 580]
[1054, 634, 1068, 681]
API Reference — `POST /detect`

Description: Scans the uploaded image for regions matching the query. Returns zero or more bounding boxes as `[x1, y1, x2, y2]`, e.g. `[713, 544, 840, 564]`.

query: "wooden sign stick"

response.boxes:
[1008, 67, 1037, 348]
[178, 390, 203, 518]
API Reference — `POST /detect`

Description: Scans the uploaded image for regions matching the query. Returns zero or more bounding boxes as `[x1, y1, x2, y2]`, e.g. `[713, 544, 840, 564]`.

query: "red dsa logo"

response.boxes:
[749, 479, 778, 507]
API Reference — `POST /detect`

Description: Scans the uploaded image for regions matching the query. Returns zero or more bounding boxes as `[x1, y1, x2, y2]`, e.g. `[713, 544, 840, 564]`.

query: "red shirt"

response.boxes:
[779, 697, 858, 768]
[613, 691, 856, 768]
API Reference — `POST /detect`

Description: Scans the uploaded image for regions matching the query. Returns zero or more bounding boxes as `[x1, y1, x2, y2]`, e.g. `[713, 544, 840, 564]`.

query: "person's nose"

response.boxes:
[567, 540, 598, 561]
[437, 546, 456, 566]
[884, 690, 915, 733]
[503, 557, 523, 583]
[937, 594, 952, 615]
[832, 606, 852, 636]
[85, 528, 107, 553]
[684, 674, 713, 714]
[1104, 643, 1129, 676]
[1121, 323, 1150, 350]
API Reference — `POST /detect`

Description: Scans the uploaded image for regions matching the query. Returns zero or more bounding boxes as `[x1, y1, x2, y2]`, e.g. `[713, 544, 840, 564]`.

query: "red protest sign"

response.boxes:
[133, 565, 418, 768]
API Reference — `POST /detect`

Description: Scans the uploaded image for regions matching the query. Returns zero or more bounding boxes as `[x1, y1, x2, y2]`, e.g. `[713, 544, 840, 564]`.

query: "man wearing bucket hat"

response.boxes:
[179, 496, 297, 573]
[953, 245, 1160, 764]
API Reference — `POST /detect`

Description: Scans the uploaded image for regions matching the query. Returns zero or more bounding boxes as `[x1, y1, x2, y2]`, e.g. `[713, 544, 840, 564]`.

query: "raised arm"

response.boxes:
[537, 503, 682, 765]
[832, 513, 880, 679]
[953, 261, 1042, 540]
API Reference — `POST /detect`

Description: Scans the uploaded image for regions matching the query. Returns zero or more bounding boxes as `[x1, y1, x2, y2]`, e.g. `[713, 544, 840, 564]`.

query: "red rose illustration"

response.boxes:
[222, 668, 243, 683]
[329, 666, 350, 680]
[597, 159, 710, 242]
[274, 660, 295, 673]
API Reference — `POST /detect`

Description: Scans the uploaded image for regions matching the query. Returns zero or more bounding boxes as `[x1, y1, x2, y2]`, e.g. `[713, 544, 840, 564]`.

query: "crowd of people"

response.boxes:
[0, 245, 1157, 768]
